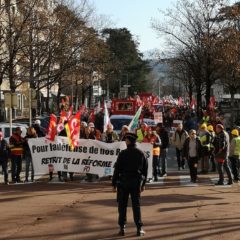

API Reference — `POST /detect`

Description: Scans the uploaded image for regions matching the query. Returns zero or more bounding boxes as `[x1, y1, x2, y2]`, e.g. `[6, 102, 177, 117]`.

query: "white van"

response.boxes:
[110, 115, 133, 134]
[0, 123, 28, 141]
[110, 115, 156, 134]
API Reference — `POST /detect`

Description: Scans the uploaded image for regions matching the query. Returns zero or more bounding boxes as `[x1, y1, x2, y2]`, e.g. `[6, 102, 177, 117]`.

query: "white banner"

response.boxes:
[28, 137, 153, 178]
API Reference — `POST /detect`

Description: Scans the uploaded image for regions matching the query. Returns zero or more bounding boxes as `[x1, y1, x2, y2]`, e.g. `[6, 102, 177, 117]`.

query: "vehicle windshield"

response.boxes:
[4, 128, 11, 138]
[110, 119, 132, 131]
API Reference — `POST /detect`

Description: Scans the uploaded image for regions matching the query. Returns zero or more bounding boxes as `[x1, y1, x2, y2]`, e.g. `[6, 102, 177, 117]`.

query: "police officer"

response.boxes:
[112, 132, 148, 237]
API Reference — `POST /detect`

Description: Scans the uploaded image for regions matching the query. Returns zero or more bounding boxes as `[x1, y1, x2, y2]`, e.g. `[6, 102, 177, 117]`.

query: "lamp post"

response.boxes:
[158, 79, 161, 98]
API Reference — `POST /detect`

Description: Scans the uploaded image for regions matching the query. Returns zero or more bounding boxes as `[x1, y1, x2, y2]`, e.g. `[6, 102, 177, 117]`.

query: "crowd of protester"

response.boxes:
[0, 105, 239, 186]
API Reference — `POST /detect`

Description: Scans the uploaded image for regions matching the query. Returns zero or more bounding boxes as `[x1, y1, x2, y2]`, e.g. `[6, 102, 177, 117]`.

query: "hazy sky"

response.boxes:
[82, 0, 176, 53]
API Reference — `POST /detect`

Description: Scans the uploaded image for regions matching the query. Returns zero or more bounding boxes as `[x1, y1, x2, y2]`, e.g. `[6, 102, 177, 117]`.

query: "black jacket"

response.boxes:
[112, 144, 148, 188]
[182, 137, 202, 160]
[157, 128, 169, 149]
[0, 139, 9, 159]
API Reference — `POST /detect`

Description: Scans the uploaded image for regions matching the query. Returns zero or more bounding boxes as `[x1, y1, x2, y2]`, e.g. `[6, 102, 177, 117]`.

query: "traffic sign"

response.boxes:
[4, 92, 18, 109]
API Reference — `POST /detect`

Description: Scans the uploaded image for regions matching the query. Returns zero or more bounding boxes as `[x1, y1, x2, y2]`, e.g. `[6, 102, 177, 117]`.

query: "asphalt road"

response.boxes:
[0, 146, 240, 240]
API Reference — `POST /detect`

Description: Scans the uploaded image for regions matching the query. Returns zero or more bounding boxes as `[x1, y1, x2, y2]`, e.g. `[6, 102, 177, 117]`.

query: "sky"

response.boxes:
[76, 0, 236, 54]
[79, 0, 177, 53]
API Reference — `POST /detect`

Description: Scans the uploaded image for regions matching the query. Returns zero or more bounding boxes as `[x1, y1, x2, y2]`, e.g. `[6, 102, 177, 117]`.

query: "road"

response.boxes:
[0, 146, 240, 240]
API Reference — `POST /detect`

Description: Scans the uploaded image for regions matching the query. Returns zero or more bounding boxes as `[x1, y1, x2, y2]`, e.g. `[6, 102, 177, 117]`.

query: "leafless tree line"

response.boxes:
[0, 0, 112, 113]
[152, 0, 240, 112]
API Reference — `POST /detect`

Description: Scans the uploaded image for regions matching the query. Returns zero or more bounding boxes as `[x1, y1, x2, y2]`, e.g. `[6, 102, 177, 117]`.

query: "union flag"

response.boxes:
[46, 114, 57, 141]
[65, 111, 81, 150]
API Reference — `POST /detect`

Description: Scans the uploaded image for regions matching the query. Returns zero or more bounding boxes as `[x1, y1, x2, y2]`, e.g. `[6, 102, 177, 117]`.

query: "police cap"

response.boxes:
[125, 132, 138, 143]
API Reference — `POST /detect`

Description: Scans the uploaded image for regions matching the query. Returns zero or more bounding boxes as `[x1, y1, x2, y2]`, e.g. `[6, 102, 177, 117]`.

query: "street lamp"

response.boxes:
[158, 79, 161, 98]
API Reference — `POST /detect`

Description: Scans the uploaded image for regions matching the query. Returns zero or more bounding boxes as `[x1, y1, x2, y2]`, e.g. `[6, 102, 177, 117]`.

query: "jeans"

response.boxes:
[229, 157, 240, 180]
[11, 155, 22, 182]
[217, 159, 233, 183]
[160, 148, 168, 174]
[176, 148, 185, 168]
[152, 155, 160, 179]
[201, 155, 210, 173]
[188, 157, 198, 182]
[0, 159, 8, 183]
[25, 153, 34, 180]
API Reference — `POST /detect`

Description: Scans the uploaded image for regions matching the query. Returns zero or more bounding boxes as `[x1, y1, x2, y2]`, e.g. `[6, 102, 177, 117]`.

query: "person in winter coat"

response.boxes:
[172, 123, 188, 170]
[198, 123, 212, 174]
[9, 127, 25, 183]
[182, 129, 202, 183]
[142, 127, 161, 181]
[119, 125, 129, 141]
[23, 127, 37, 182]
[213, 124, 233, 185]
[229, 129, 240, 182]
[155, 123, 169, 177]
[207, 125, 216, 172]
[102, 124, 119, 143]
[0, 131, 9, 184]
[112, 132, 148, 237]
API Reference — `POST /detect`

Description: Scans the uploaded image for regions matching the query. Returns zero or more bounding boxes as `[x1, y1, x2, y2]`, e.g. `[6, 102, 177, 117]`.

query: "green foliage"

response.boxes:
[101, 28, 151, 97]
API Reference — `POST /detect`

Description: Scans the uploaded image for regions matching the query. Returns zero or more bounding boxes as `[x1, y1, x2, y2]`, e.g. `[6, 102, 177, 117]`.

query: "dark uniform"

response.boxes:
[112, 133, 148, 236]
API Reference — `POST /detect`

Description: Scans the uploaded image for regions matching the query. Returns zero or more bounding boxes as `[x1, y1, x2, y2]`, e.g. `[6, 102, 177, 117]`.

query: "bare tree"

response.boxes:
[152, 0, 230, 111]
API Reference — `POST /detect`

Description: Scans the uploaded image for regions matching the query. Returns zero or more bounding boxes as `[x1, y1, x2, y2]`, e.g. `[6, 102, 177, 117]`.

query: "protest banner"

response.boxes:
[28, 137, 153, 178]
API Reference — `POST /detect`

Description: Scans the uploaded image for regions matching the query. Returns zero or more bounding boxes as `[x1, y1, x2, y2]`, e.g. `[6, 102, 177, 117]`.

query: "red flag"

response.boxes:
[190, 98, 196, 110]
[61, 98, 66, 106]
[46, 114, 57, 141]
[57, 110, 67, 133]
[67, 105, 73, 119]
[65, 111, 81, 150]
[208, 96, 215, 110]
[178, 97, 183, 106]
[89, 109, 95, 122]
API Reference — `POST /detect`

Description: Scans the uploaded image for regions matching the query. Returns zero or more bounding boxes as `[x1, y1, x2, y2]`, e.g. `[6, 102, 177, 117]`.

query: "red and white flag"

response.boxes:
[57, 106, 73, 133]
[208, 96, 215, 110]
[57, 110, 67, 133]
[65, 111, 81, 150]
[46, 114, 57, 141]
[178, 97, 183, 107]
[190, 98, 197, 110]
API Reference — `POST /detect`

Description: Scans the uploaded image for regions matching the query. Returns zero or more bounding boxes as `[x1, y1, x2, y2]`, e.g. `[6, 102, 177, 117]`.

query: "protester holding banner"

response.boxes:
[59, 123, 74, 182]
[80, 123, 97, 182]
[136, 123, 147, 143]
[112, 132, 148, 237]
[142, 127, 161, 182]
[119, 125, 129, 141]
[9, 127, 25, 183]
[102, 124, 119, 143]
[33, 120, 45, 137]
[88, 122, 101, 141]
[81, 124, 96, 140]
[24, 127, 37, 182]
